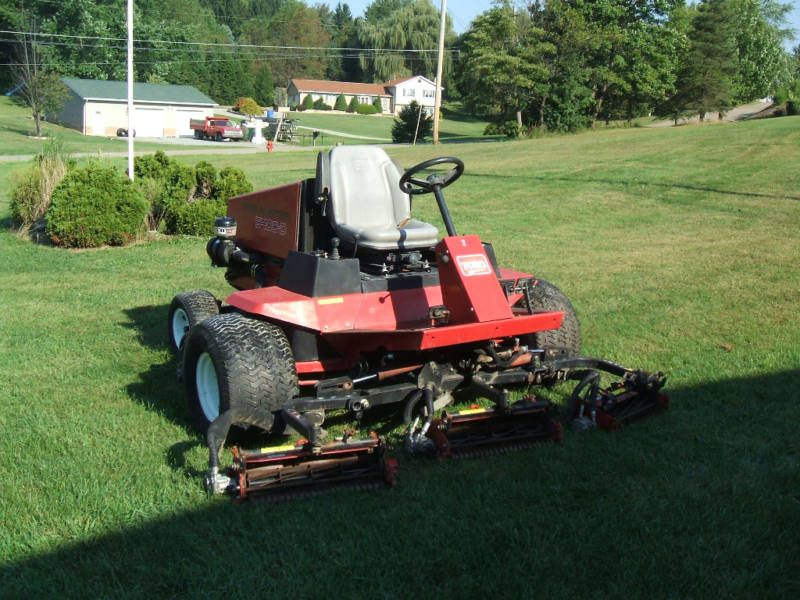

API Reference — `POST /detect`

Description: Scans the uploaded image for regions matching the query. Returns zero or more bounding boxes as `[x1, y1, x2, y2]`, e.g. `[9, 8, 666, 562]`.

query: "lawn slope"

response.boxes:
[0, 116, 798, 599]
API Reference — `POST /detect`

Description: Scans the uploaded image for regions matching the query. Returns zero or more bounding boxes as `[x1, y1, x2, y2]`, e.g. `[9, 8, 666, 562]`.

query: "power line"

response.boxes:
[0, 29, 452, 54]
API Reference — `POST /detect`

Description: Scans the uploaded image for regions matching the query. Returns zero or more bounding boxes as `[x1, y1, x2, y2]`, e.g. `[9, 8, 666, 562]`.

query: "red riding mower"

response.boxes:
[168, 146, 667, 499]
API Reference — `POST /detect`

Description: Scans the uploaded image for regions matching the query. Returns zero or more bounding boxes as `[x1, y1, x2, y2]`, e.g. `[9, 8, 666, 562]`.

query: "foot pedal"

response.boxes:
[426, 400, 562, 459]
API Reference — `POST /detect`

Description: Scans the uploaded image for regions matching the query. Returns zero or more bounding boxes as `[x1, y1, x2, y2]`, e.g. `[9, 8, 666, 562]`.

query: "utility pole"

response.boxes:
[126, 0, 134, 180]
[432, 0, 447, 144]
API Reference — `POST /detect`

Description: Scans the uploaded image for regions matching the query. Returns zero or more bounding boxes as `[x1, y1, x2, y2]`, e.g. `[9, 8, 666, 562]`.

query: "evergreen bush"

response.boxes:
[356, 104, 378, 115]
[334, 94, 347, 111]
[313, 98, 332, 110]
[392, 101, 432, 143]
[372, 97, 383, 113]
[46, 164, 148, 248]
[347, 96, 360, 113]
[301, 95, 315, 111]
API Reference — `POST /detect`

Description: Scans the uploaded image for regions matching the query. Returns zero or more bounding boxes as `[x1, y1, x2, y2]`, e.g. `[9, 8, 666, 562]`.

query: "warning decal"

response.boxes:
[456, 254, 493, 277]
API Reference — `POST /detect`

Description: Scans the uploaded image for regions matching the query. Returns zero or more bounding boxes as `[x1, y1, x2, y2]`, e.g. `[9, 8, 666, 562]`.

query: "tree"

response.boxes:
[358, 0, 453, 82]
[457, 2, 552, 128]
[324, 2, 362, 81]
[253, 64, 274, 107]
[681, 0, 739, 120]
[11, 32, 68, 137]
[334, 94, 348, 111]
[731, 0, 793, 102]
[240, 2, 330, 86]
[392, 101, 431, 143]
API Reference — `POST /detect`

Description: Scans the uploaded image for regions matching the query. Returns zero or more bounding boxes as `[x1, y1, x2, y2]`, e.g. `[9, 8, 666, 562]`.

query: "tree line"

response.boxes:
[457, 0, 798, 131]
[1, 0, 798, 132]
[0, 0, 454, 108]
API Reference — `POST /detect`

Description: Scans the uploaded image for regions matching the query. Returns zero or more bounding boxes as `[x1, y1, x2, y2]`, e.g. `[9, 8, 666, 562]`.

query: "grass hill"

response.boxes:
[0, 115, 798, 598]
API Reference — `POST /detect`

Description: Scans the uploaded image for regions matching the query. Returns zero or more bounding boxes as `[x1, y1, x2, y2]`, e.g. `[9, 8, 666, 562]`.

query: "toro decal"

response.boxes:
[255, 215, 288, 236]
[456, 254, 492, 277]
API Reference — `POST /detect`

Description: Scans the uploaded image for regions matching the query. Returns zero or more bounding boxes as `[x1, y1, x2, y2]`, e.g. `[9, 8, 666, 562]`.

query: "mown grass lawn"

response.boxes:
[0, 117, 798, 598]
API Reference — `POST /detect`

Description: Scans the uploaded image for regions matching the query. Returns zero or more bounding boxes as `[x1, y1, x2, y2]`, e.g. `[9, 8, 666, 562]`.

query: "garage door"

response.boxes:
[177, 110, 206, 136]
[134, 107, 165, 138]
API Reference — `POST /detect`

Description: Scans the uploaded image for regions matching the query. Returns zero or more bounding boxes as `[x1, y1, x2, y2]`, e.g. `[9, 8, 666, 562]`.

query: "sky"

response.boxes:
[322, 0, 800, 46]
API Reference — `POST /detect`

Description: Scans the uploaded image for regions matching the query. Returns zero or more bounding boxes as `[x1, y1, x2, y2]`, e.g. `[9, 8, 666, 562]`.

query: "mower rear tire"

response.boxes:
[525, 279, 581, 356]
[168, 290, 219, 354]
[182, 313, 298, 434]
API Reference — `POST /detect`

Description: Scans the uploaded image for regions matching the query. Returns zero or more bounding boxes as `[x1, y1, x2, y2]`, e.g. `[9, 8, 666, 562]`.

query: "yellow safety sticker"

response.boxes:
[260, 444, 299, 453]
[317, 297, 345, 305]
[457, 407, 489, 415]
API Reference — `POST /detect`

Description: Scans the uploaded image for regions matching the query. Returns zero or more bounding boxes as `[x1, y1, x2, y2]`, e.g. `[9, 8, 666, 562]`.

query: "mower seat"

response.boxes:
[322, 146, 439, 251]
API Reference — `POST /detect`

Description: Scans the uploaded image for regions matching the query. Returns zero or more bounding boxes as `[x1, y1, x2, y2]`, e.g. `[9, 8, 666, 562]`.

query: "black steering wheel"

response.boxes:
[399, 156, 464, 195]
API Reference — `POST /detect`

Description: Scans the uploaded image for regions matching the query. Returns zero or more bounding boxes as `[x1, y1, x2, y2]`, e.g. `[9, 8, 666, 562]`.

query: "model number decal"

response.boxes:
[255, 215, 288, 236]
[456, 254, 492, 277]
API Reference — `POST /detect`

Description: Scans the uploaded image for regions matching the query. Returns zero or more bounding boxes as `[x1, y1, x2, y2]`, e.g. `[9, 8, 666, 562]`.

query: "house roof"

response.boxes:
[62, 77, 216, 106]
[385, 75, 437, 88]
[290, 78, 391, 97]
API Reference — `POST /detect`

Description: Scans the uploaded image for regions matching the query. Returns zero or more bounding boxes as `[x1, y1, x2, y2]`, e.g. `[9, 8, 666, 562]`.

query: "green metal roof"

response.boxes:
[62, 77, 216, 106]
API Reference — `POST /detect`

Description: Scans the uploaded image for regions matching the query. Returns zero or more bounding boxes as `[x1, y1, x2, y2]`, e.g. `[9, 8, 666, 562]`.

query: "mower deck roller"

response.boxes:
[173, 147, 668, 499]
[232, 435, 397, 500]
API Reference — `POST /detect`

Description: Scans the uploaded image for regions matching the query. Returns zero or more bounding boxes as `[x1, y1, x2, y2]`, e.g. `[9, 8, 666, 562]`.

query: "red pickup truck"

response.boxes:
[190, 117, 244, 141]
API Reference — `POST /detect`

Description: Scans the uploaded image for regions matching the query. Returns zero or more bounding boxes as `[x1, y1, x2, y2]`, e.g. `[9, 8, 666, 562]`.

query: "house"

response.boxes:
[287, 76, 439, 115]
[58, 78, 216, 138]
[384, 76, 437, 115]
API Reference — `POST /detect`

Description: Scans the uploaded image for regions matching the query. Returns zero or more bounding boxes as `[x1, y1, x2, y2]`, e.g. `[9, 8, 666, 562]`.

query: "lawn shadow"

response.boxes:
[121, 304, 194, 431]
[3, 368, 798, 598]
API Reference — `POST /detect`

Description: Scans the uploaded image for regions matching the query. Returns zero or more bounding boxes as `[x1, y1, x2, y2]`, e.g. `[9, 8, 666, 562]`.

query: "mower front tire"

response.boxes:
[526, 279, 581, 356]
[168, 290, 219, 354]
[182, 313, 298, 434]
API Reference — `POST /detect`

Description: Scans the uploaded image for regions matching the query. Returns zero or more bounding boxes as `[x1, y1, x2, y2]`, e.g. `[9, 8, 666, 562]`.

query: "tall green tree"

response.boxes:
[358, 0, 452, 82]
[731, 0, 793, 102]
[457, 2, 553, 128]
[239, 1, 330, 86]
[678, 0, 739, 120]
[253, 64, 274, 106]
[323, 3, 362, 81]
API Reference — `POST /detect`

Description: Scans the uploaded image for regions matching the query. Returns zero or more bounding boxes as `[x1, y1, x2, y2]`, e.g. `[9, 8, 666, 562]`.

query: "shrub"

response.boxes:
[214, 167, 252, 203]
[313, 98, 332, 110]
[334, 94, 347, 111]
[392, 101, 432, 143]
[46, 164, 148, 248]
[301, 95, 314, 111]
[347, 96, 360, 113]
[173, 199, 227, 236]
[194, 161, 217, 198]
[356, 104, 378, 115]
[9, 139, 72, 236]
[131, 153, 253, 235]
[372, 97, 383, 113]
[234, 96, 262, 116]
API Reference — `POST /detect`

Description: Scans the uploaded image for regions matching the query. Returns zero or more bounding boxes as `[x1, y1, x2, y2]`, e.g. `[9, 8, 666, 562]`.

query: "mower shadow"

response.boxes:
[3, 368, 799, 598]
[468, 171, 800, 202]
[121, 304, 196, 433]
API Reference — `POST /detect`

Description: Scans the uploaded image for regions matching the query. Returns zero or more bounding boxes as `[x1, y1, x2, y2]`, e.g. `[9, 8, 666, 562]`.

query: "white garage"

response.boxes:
[58, 78, 216, 138]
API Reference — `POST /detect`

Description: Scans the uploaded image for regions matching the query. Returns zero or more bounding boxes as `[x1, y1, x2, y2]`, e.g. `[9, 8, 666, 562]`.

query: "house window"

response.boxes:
[403, 88, 416, 97]
[423, 89, 435, 98]
[359, 96, 372, 104]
